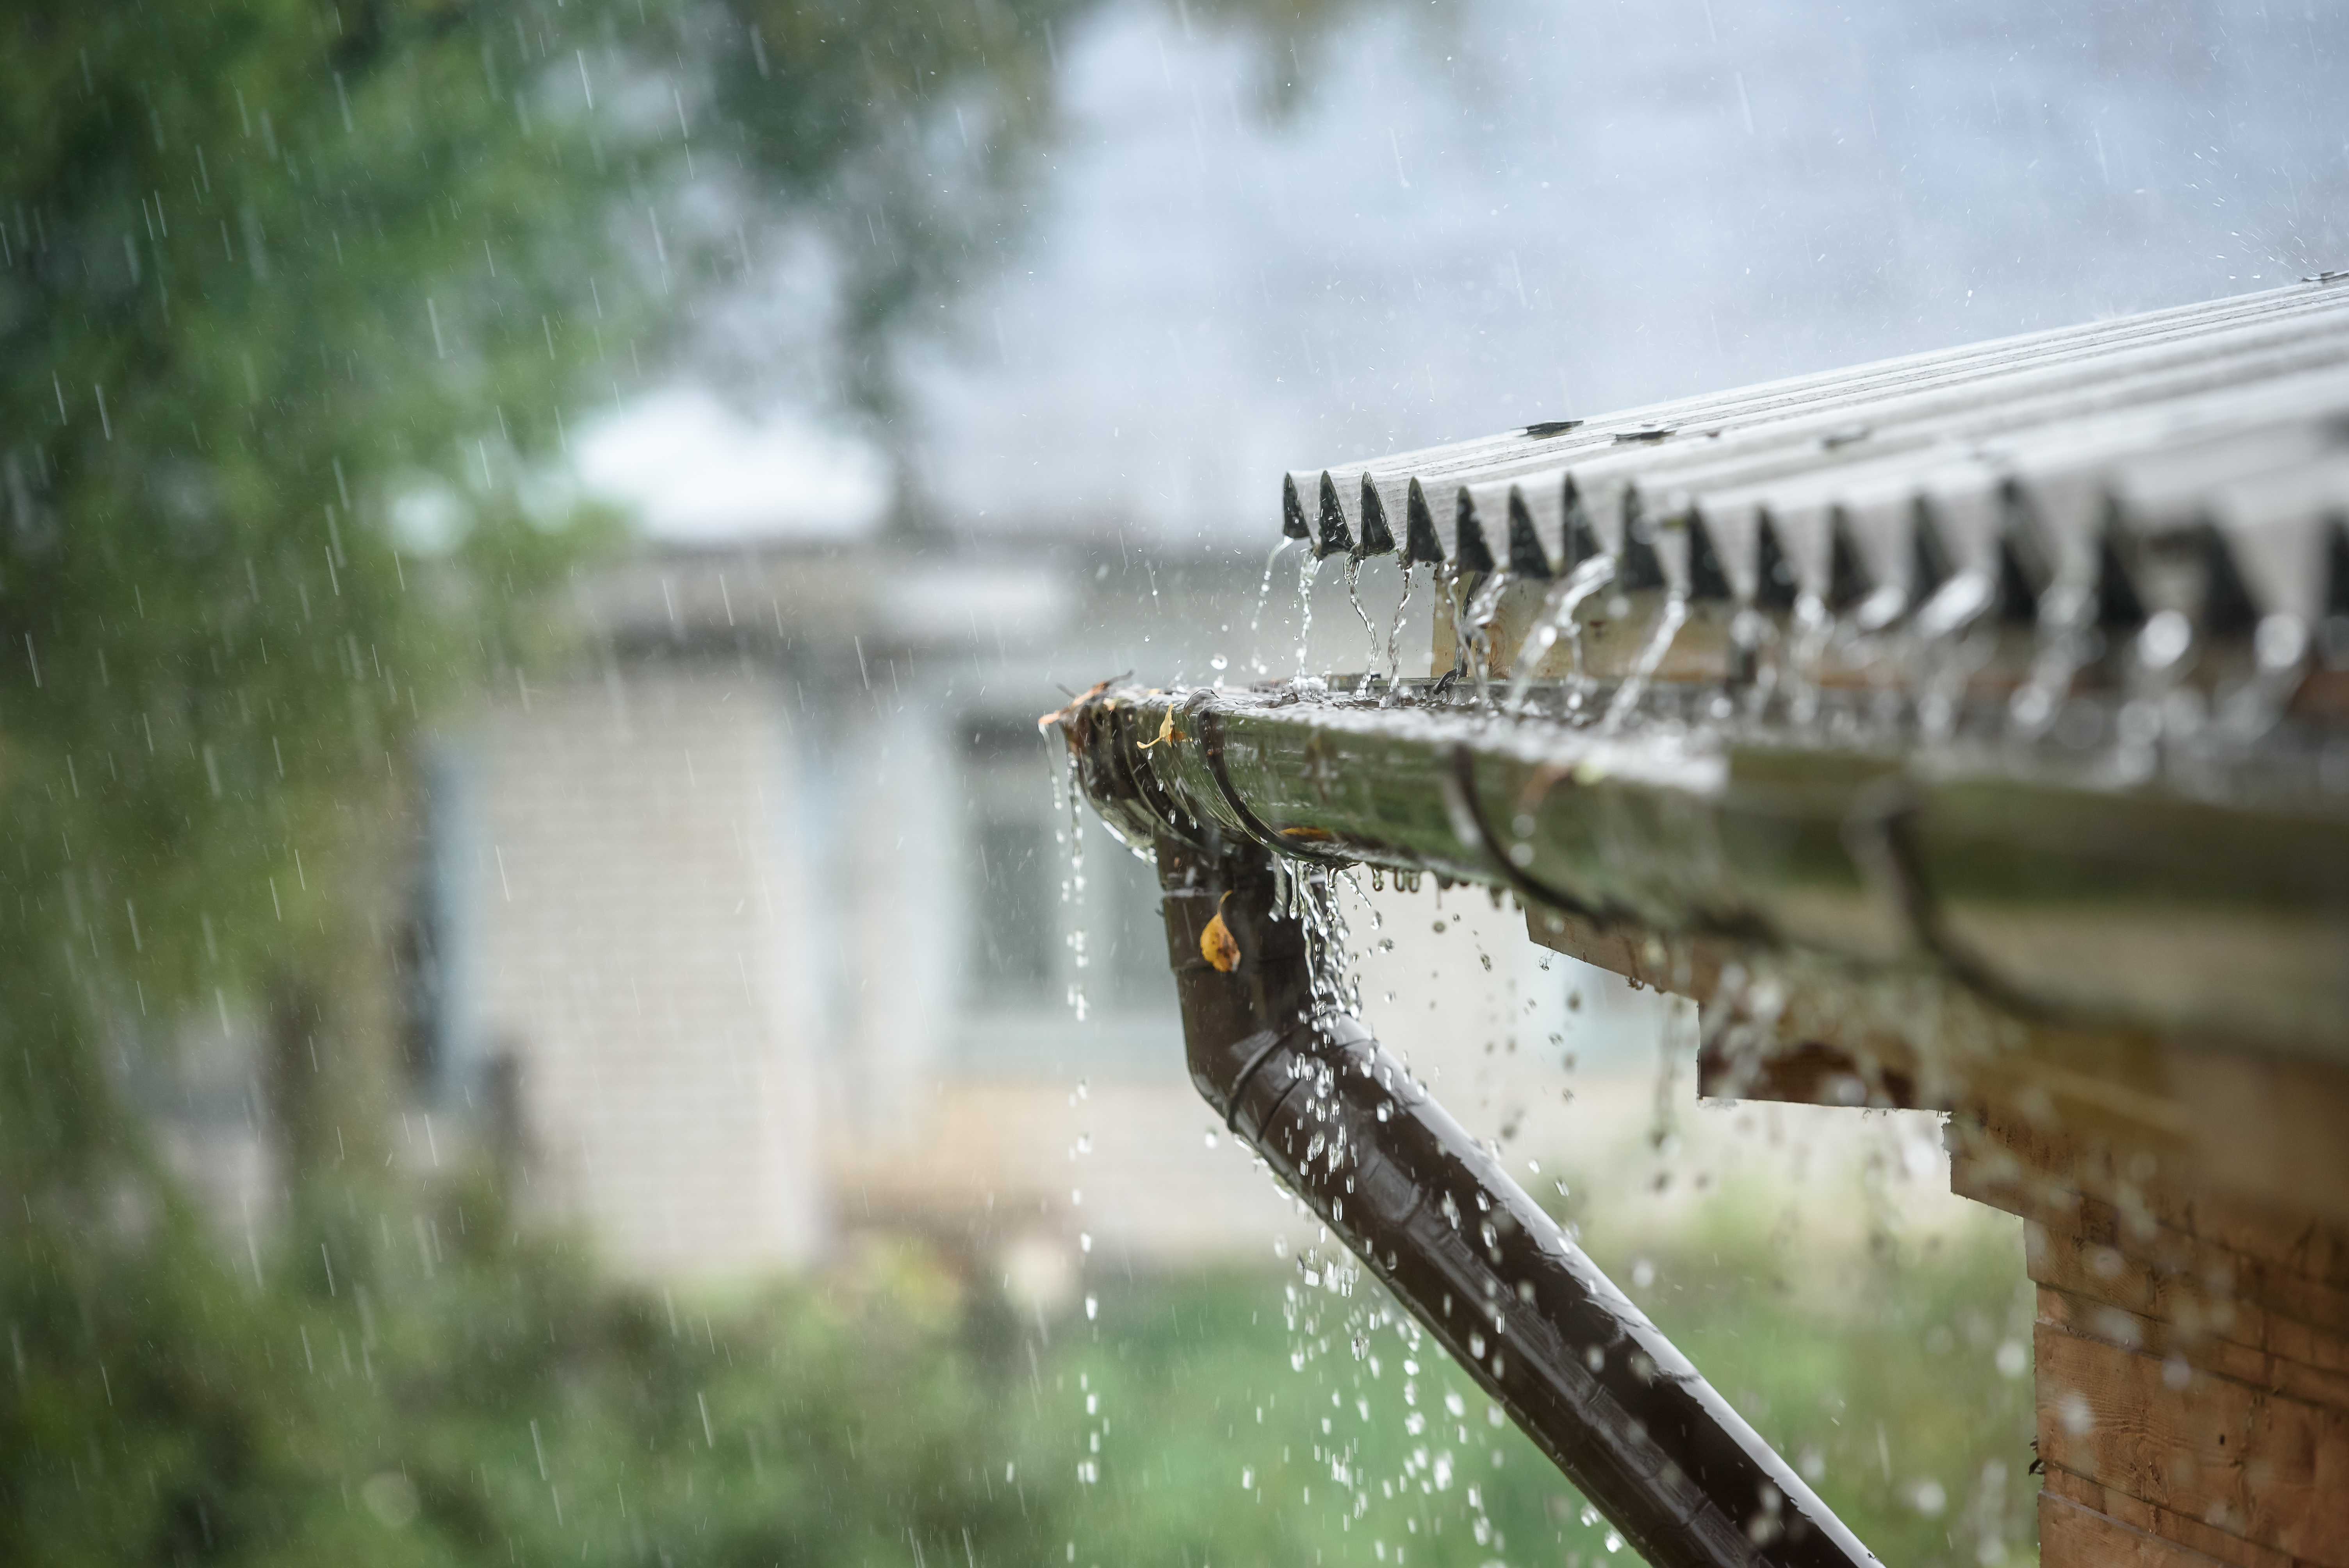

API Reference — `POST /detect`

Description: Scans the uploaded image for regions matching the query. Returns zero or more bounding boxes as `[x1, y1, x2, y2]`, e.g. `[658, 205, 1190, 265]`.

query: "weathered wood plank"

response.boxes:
[2026, 1215, 2349, 1377]
[2041, 1489, 2258, 1568]
[1954, 1103, 2349, 1290]
[2036, 1320, 2349, 1566]
[2039, 1282, 2349, 1415]
[2004, 1195, 2349, 1350]
[2043, 1466, 2297, 1568]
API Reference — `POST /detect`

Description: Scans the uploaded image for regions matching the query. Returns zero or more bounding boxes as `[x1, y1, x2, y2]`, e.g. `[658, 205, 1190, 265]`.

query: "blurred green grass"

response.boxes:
[1050, 1209, 2036, 1568]
[9, 1167, 2034, 1568]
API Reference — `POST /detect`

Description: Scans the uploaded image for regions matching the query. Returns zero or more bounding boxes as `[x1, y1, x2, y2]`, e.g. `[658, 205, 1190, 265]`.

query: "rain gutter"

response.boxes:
[1054, 688, 1882, 1567]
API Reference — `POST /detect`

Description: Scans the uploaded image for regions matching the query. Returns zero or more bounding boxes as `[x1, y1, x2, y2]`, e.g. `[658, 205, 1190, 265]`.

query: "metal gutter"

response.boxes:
[1063, 682, 2349, 1058]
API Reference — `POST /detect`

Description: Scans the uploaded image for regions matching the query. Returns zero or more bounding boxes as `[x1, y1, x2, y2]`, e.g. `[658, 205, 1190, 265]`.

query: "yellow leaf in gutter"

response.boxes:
[1139, 709, 1180, 750]
[1200, 908, 1241, 973]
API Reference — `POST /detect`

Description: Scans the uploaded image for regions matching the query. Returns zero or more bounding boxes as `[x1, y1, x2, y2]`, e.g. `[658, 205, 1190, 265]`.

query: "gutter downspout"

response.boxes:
[1151, 829, 1877, 1568]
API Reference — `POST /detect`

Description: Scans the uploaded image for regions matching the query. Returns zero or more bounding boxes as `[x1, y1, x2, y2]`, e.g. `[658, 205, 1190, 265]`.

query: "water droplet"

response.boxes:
[1084, 1294, 1098, 1321]
[1203, 1128, 1220, 1148]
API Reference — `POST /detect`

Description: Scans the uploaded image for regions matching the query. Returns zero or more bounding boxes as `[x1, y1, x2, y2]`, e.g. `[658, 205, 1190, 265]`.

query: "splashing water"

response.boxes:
[1334, 867, 1385, 936]
[1343, 556, 1381, 677]
[1462, 571, 1518, 707]
[2007, 583, 2094, 742]
[1305, 870, 1363, 1023]
[1505, 554, 1616, 715]
[1216, 862, 1538, 1563]
[1433, 563, 1472, 687]
[2112, 609, 2201, 786]
[1252, 537, 1299, 633]
[1384, 563, 1416, 696]
[1780, 593, 1837, 730]
[1250, 538, 1299, 676]
[1297, 553, 1325, 678]
[1075, 1365, 1103, 1486]
[1909, 576, 1998, 742]
[1057, 750, 1090, 1021]
[1600, 593, 1690, 734]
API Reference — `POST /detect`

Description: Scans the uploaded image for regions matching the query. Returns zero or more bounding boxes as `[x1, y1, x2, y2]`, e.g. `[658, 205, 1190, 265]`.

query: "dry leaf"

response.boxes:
[1037, 675, 1117, 733]
[1200, 907, 1241, 973]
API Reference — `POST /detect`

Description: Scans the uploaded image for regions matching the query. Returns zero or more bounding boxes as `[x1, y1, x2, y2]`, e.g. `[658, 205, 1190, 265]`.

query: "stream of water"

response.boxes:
[1504, 555, 1618, 716]
[1462, 571, 1518, 707]
[1599, 594, 1691, 734]
[1385, 564, 1417, 696]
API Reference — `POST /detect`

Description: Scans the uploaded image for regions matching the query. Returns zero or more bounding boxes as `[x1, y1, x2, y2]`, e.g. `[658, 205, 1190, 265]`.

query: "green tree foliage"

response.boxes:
[696, 0, 1394, 426]
[0, 0, 1128, 1558]
[706, 0, 1096, 422]
[0, 6, 679, 1557]
[7, 1178, 1084, 1567]
[0, 0, 672, 1185]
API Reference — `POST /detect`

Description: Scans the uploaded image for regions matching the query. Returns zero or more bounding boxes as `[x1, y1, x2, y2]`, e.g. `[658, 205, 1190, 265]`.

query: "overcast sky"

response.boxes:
[585, 0, 2349, 545]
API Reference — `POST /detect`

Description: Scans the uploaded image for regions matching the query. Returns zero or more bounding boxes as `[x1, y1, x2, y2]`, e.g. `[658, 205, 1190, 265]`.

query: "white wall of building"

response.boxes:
[454, 665, 829, 1278]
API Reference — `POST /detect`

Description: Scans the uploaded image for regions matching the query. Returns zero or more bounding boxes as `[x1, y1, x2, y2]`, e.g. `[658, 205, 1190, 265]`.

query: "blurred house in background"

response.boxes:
[426, 537, 1663, 1288]
[423, 539, 1206, 1285]
[144, 535, 1663, 1292]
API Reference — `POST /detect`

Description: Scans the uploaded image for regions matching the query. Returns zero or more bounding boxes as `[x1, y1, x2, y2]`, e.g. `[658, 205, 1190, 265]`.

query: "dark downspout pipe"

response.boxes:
[1156, 832, 1877, 1568]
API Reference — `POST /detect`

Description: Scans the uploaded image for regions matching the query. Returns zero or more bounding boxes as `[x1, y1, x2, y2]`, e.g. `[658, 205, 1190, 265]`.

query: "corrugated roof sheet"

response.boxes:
[1283, 277, 2349, 641]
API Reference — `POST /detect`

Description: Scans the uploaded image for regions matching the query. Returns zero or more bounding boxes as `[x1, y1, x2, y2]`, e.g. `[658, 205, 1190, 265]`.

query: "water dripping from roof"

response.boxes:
[1506, 554, 1617, 716]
